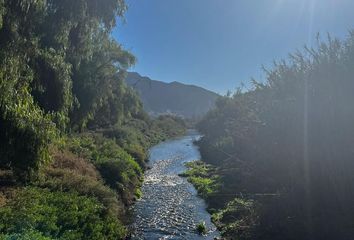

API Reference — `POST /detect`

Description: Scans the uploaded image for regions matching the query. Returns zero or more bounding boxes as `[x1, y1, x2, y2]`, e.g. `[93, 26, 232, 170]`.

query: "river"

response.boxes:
[131, 130, 220, 239]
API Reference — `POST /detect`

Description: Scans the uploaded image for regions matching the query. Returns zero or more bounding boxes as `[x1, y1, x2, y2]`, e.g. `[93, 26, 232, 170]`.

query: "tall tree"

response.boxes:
[0, 0, 138, 178]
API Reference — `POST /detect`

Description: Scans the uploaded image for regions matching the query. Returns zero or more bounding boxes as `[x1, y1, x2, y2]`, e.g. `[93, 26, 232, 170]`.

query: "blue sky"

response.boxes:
[113, 0, 354, 94]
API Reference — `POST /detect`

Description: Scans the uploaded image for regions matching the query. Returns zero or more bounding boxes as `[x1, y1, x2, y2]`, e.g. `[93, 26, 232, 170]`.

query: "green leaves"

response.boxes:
[29, 47, 74, 131]
[70, 33, 136, 129]
[66, 133, 143, 204]
[0, 1, 185, 239]
[197, 33, 354, 239]
[0, 54, 57, 180]
[0, 0, 135, 178]
[0, 187, 127, 240]
[0, 230, 54, 240]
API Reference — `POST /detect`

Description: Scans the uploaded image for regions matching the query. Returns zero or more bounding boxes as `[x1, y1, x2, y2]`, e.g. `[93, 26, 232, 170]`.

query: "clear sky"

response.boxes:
[113, 0, 354, 94]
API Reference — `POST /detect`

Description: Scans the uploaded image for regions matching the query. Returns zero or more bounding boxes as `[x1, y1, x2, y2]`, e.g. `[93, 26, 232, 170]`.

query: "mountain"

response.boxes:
[126, 72, 220, 118]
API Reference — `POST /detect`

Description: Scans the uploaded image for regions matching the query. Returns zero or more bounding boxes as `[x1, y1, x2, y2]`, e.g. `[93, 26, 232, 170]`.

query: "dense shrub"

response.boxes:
[50, 150, 100, 179]
[0, 230, 53, 240]
[65, 133, 143, 203]
[38, 168, 124, 217]
[0, 187, 126, 240]
[197, 33, 354, 239]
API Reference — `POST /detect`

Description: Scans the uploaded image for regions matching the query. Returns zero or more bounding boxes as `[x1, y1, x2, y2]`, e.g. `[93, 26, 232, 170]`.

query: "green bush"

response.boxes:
[37, 168, 124, 217]
[98, 159, 141, 188]
[0, 230, 54, 240]
[65, 133, 143, 203]
[0, 187, 126, 240]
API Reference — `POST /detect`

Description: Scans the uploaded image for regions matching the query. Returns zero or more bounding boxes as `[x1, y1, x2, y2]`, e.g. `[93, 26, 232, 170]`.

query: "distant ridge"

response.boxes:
[126, 72, 220, 118]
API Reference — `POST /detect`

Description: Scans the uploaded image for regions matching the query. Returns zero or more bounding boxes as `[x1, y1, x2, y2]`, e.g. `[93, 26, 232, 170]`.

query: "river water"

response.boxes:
[131, 131, 220, 239]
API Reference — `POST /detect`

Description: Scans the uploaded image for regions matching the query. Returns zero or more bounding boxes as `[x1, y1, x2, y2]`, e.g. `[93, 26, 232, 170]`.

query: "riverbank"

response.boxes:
[182, 160, 258, 239]
[0, 116, 186, 239]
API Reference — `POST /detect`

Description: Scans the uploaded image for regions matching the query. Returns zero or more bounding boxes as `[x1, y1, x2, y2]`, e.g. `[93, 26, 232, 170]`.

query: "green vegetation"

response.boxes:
[0, 0, 134, 180]
[211, 198, 259, 239]
[0, 230, 53, 240]
[181, 161, 220, 198]
[197, 33, 354, 239]
[0, 118, 184, 240]
[65, 133, 143, 203]
[0, 0, 186, 239]
[196, 221, 207, 235]
[0, 188, 126, 240]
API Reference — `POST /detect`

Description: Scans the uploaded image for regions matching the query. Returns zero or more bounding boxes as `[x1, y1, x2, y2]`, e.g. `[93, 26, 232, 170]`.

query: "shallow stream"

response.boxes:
[131, 131, 220, 239]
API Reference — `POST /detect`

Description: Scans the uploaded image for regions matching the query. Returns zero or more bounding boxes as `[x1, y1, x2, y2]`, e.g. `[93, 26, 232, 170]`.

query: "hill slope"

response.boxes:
[126, 72, 219, 118]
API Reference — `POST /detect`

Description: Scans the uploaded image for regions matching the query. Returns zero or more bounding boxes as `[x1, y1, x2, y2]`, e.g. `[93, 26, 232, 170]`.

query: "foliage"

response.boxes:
[101, 116, 187, 164]
[0, 55, 57, 180]
[197, 32, 354, 239]
[65, 133, 143, 204]
[0, 187, 126, 240]
[70, 33, 137, 129]
[211, 198, 259, 240]
[37, 167, 124, 217]
[196, 221, 207, 235]
[0, 0, 137, 178]
[0, 230, 54, 240]
[62, 116, 186, 204]
[154, 115, 187, 138]
[0, 0, 187, 239]
[181, 161, 220, 198]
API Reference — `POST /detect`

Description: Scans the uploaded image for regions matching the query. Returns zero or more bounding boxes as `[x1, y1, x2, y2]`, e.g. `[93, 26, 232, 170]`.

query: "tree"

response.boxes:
[0, 0, 136, 178]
